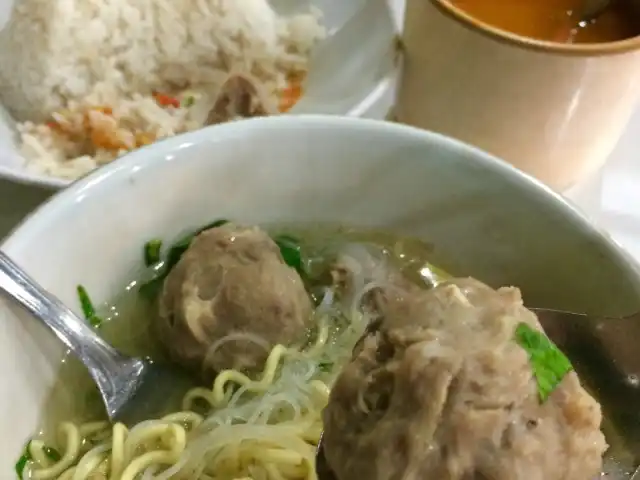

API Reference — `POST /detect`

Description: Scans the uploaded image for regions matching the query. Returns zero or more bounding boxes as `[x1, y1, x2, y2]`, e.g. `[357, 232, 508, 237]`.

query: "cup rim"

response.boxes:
[432, 0, 640, 56]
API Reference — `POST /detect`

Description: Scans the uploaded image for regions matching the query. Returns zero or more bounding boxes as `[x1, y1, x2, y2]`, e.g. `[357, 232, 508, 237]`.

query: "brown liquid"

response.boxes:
[449, 0, 640, 43]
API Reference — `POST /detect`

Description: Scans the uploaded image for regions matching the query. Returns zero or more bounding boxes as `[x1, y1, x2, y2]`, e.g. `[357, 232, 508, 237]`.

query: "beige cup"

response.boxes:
[396, 0, 640, 190]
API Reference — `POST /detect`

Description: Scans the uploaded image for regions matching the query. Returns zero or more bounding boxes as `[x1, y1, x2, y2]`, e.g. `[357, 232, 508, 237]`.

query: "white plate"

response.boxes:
[0, 0, 398, 189]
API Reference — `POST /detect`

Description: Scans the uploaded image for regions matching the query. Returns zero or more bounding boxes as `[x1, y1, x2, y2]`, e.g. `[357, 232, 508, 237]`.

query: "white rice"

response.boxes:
[0, 0, 325, 180]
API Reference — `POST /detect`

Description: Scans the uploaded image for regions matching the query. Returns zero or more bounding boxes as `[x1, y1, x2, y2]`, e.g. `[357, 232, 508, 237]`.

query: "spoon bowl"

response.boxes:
[0, 250, 194, 427]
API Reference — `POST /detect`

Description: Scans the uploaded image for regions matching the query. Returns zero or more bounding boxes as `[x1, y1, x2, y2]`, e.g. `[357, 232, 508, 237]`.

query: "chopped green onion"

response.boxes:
[143, 239, 162, 266]
[139, 219, 229, 299]
[15, 442, 30, 479]
[165, 219, 230, 272]
[273, 234, 305, 277]
[515, 322, 573, 403]
[206, 219, 230, 229]
[274, 234, 299, 244]
[182, 95, 195, 107]
[139, 221, 307, 300]
[77, 285, 95, 318]
[76, 285, 103, 328]
[15, 441, 61, 479]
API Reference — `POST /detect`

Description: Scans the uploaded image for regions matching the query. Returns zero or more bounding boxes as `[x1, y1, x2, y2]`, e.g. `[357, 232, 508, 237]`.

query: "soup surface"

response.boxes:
[448, 0, 640, 43]
[14, 223, 636, 479]
[18, 225, 447, 479]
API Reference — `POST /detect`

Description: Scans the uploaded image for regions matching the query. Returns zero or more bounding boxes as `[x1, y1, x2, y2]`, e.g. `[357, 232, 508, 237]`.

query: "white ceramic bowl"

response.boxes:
[2, 115, 639, 472]
[0, 0, 397, 188]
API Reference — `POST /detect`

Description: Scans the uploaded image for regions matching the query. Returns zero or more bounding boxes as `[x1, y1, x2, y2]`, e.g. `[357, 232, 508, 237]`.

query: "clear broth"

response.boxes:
[33, 224, 635, 478]
[35, 226, 441, 439]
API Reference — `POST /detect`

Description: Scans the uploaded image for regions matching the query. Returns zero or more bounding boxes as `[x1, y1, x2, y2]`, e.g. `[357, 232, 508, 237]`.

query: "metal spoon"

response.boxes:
[0, 250, 194, 426]
[315, 307, 640, 479]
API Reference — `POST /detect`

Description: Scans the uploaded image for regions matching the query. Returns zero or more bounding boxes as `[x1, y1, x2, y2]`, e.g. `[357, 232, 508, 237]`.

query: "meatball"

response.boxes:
[330, 243, 422, 316]
[157, 223, 313, 379]
[322, 277, 607, 480]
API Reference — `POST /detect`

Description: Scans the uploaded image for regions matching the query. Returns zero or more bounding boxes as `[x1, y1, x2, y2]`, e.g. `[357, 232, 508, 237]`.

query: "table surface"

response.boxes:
[1, 0, 639, 262]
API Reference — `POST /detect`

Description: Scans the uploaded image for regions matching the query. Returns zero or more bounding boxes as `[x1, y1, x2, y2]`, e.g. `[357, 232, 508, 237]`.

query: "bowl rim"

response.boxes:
[3, 114, 638, 290]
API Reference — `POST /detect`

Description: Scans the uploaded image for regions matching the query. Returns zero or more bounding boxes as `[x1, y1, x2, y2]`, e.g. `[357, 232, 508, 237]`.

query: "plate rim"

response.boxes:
[0, 69, 397, 190]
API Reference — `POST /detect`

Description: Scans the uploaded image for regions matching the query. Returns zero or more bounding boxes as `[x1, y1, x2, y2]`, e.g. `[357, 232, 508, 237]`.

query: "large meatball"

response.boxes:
[157, 223, 313, 379]
[322, 277, 607, 480]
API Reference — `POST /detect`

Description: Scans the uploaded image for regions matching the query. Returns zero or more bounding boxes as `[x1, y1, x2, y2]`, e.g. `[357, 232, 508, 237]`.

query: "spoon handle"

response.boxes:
[0, 250, 132, 393]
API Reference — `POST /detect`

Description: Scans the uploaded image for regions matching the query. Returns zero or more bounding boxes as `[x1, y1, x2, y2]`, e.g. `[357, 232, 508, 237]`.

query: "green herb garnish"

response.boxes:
[515, 322, 573, 402]
[143, 239, 162, 266]
[15, 442, 30, 479]
[15, 441, 61, 479]
[139, 219, 229, 299]
[182, 95, 195, 107]
[139, 221, 307, 300]
[77, 285, 103, 328]
[273, 234, 305, 277]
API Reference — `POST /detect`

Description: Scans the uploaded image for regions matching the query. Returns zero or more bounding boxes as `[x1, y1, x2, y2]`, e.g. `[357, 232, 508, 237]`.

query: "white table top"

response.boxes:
[1, 0, 639, 264]
[565, 106, 640, 260]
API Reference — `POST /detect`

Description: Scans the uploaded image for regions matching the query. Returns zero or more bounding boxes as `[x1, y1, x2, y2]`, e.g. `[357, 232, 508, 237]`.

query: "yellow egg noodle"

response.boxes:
[23, 294, 369, 480]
